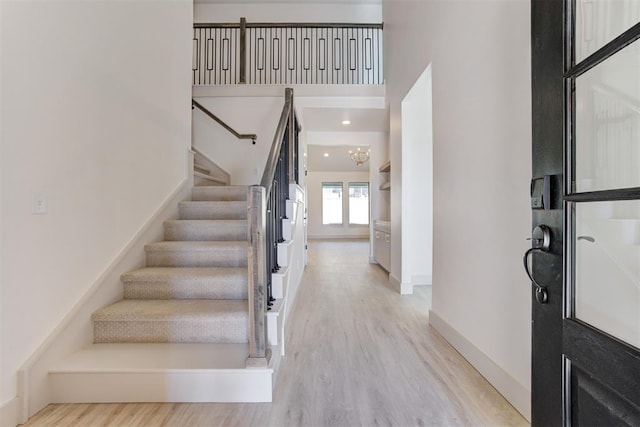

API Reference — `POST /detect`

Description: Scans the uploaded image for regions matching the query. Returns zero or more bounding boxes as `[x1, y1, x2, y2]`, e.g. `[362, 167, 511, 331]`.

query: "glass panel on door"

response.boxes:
[574, 200, 640, 349]
[575, 39, 640, 193]
[575, 0, 640, 61]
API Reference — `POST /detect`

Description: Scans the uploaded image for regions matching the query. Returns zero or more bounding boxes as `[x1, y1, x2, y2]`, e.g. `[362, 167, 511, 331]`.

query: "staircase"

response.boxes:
[47, 183, 274, 404]
[92, 185, 249, 344]
[25, 91, 302, 414]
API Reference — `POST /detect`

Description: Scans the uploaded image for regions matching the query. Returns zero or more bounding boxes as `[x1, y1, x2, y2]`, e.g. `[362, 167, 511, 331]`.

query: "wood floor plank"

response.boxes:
[23, 239, 528, 427]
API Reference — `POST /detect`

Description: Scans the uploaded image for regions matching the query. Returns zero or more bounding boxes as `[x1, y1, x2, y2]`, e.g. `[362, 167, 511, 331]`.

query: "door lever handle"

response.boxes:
[523, 225, 551, 304]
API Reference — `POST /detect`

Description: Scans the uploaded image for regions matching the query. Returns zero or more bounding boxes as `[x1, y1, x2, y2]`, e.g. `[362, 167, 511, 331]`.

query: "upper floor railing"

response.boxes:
[193, 19, 383, 86]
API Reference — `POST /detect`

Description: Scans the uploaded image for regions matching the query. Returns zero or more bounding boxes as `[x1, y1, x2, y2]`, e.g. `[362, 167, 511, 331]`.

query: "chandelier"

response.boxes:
[348, 147, 370, 166]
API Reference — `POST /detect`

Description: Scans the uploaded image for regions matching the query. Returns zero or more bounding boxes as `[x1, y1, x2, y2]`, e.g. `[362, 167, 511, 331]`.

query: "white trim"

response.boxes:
[389, 274, 413, 295]
[429, 310, 531, 422]
[18, 178, 192, 422]
[0, 397, 18, 427]
[412, 275, 432, 286]
[307, 234, 369, 239]
[193, 84, 385, 102]
[49, 371, 272, 403]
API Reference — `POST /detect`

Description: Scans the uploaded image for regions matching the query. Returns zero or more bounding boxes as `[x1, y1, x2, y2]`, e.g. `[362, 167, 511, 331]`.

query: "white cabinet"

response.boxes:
[373, 220, 391, 272]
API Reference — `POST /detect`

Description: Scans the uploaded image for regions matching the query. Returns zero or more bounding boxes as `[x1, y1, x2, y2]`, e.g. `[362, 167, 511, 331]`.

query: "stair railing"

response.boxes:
[246, 87, 299, 367]
[193, 19, 384, 85]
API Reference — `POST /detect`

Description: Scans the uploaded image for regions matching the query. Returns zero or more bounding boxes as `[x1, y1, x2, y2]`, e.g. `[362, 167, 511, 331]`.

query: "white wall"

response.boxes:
[192, 96, 285, 185]
[383, 0, 532, 419]
[0, 0, 8, 422]
[0, 0, 192, 414]
[195, 2, 382, 23]
[307, 171, 370, 239]
[401, 66, 433, 289]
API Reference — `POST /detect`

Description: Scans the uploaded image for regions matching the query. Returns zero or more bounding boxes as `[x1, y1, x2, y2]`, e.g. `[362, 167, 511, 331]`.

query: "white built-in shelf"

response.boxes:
[379, 161, 391, 190]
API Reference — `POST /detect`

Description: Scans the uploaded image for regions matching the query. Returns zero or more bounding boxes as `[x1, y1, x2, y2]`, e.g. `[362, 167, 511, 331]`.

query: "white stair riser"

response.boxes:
[192, 186, 247, 202]
[277, 240, 293, 268]
[94, 318, 249, 344]
[146, 249, 248, 268]
[164, 222, 247, 241]
[179, 202, 247, 220]
[50, 370, 272, 403]
[271, 268, 289, 300]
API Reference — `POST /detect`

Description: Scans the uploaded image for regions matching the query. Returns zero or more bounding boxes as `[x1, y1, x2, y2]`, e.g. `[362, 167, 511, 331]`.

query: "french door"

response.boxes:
[531, 0, 640, 425]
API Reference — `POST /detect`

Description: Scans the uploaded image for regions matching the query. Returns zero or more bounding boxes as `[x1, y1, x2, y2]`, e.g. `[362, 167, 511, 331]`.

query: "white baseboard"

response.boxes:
[388, 275, 432, 294]
[389, 273, 413, 295]
[429, 310, 531, 421]
[412, 275, 432, 286]
[0, 398, 18, 427]
[307, 234, 369, 240]
[389, 274, 413, 295]
[17, 179, 192, 423]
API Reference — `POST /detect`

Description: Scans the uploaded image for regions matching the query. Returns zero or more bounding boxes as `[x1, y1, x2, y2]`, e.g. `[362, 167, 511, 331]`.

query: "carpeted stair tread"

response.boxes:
[92, 300, 249, 344]
[145, 241, 247, 251]
[194, 171, 227, 186]
[192, 186, 247, 202]
[90, 184, 253, 345]
[194, 163, 211, 174]
[92, 299, 247, 322]
[145, 241, 248, 268]
[179, 201, 247, 220]
[122, 267, 248, 300]
[164, 219, 247, 241]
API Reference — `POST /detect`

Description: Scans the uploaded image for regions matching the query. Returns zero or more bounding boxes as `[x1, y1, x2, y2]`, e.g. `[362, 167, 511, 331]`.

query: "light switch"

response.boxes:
[32, 192, 48, 215]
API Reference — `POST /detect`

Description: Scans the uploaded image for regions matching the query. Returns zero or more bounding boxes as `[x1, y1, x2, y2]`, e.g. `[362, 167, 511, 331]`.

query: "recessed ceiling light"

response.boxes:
[342, 120, 351, 125]
[324, 153, 329, 157]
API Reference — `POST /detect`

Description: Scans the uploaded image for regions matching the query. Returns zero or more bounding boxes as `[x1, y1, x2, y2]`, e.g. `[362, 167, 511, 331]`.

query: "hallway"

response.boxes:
[24, 239, 527, 426]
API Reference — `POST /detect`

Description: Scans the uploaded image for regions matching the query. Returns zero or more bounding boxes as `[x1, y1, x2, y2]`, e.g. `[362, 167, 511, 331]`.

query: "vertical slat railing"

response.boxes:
[194, 19, 383, 86]
[247, 88, 297, 367]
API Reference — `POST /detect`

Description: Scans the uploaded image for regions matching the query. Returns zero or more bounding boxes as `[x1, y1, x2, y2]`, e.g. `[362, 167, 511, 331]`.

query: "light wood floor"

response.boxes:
[23, 239, 528, 427]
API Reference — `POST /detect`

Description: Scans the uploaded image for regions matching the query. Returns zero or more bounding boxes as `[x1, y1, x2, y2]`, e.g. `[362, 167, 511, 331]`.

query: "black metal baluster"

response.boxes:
[193, 22, 382, 85]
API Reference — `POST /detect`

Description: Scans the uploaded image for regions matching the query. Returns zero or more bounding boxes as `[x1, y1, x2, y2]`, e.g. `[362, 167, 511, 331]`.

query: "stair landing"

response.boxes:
[49, 343, 273, 403]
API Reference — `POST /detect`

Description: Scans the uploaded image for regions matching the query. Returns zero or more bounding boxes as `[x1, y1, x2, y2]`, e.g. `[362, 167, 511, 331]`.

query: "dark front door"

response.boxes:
[531, 0, 640, 425]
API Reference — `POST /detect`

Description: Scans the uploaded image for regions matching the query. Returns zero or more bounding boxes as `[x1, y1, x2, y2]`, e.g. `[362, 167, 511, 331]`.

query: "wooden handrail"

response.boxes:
[192, 99, 257, 143]
[260, 88, 293, 194]
[195, 22, 383, 29]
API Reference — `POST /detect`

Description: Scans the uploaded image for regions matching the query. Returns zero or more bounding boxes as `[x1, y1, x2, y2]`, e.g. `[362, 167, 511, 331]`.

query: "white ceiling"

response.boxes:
[298, 99, 386, 174]
[301, 107, 388, 133]
[307, 144, 371, 172]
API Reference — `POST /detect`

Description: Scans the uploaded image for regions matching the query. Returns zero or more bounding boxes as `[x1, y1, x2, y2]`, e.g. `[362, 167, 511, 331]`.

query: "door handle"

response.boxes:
[523, 225, 551, 304]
